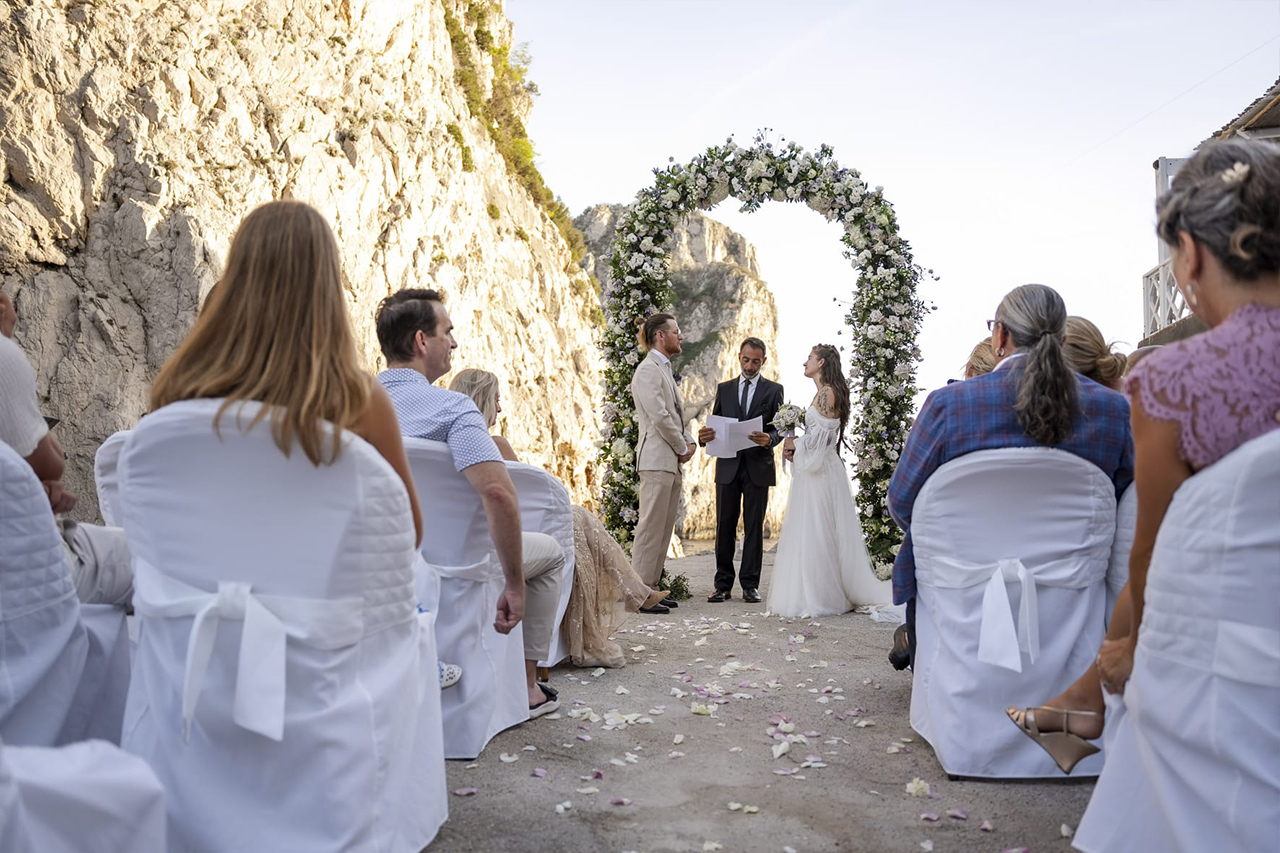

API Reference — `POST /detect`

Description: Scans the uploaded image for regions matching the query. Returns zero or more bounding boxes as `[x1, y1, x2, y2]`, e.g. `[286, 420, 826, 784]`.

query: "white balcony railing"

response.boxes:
[1143, 258, 1189, 337]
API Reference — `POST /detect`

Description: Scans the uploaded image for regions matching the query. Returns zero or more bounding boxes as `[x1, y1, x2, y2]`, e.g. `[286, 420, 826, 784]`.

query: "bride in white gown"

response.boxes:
[767, 344, 893, 619]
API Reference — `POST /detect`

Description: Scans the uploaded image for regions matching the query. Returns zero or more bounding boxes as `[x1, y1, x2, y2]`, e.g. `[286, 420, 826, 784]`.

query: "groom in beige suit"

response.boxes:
[629, 313, 694, 608]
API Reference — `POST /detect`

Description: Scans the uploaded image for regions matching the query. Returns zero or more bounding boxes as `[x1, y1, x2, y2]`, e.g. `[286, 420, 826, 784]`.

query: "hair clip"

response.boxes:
[1220, 161, 1251, 185]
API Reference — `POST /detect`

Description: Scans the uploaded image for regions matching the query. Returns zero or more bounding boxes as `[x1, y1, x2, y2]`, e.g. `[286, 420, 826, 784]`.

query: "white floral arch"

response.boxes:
[597, 133, 931, 578]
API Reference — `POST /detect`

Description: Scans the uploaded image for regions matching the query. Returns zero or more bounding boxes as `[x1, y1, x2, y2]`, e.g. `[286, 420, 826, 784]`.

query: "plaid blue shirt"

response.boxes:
[887, 359, 1134, 605]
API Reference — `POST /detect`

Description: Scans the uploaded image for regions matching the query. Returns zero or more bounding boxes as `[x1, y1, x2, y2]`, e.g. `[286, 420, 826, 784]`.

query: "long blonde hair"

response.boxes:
[150, 200, 371, 465]
[449, 368, 501, 428]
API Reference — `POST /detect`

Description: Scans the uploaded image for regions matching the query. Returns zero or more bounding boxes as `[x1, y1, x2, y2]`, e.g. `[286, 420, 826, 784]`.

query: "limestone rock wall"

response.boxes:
[577, 204, 789, 540]
[0, 0, 602, 519]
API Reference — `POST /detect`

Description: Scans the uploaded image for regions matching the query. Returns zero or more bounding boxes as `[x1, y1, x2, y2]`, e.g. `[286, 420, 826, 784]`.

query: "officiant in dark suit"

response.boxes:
[697, 337, 784, 603]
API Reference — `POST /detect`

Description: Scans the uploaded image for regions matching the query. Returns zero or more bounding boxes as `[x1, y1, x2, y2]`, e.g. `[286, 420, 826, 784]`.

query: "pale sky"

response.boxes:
[506, 0, 1280, 404]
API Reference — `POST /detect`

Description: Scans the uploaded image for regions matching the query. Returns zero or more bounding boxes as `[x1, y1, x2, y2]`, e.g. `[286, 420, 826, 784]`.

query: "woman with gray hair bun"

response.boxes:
[887, 283, 1134, 673]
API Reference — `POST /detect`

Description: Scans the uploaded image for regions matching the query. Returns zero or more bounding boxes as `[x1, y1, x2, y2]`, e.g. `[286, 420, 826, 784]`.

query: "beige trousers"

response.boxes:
[631, 469, 682, 588]
[521, 531, 565, 662]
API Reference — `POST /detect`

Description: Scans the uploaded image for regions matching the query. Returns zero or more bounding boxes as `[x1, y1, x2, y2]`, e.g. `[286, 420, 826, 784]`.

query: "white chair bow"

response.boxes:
[918, 556, 1040, 672]
[133, 561, 364, 742]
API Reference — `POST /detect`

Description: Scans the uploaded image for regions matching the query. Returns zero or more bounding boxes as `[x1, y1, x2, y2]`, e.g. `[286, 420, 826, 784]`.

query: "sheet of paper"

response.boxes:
[705, 415, 763, 458]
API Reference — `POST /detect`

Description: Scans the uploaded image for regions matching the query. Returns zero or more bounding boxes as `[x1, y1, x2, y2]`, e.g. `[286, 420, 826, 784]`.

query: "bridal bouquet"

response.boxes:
[771, 403, 806, 437]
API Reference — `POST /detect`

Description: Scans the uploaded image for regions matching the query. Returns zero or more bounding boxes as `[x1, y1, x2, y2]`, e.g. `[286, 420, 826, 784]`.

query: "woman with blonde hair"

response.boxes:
[1063, 316, 1128, 391]
[449, 368, 667, 667]
[963, 338, 998, 379]
[151, 200, 421, 540]
[129, 200, 438, 851]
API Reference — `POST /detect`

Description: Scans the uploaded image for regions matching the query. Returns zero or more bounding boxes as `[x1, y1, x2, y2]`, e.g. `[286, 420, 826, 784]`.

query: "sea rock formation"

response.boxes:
[0, 0, 602, 519]
[576, 204, 789, 541]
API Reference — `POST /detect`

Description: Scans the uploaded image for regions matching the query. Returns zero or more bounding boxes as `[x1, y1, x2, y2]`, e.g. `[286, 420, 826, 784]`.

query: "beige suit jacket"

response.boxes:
[630, 349, 692, 473]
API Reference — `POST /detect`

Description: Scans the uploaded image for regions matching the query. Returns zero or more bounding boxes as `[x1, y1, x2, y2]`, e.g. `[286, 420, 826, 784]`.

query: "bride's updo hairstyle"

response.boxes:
[994, 283, 1077, 447]
[1156, 138, 1280, 284]
[636, 313, 675, 352]
[811, 343, 851, 447]
[1063, 315, 1127, 391]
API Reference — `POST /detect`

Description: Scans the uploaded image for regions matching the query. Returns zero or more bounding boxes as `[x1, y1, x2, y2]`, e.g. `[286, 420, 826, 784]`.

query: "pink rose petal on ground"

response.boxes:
[980, 820, 994, 832]
[920, 812, 939, 822]
[453, 787, 478, 796]
[946, 808, 967, 820]
[999, 849, 1030, 853]
[804, 731, 821, 738]
[610, 797, 632, 806]
[592, 769, 604, 779]
[576, 734, 592, 742]
[530, 768, 547, 779]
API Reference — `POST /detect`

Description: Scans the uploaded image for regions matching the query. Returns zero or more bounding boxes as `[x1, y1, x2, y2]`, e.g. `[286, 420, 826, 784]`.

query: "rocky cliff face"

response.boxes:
[577, 204, 789, 540]
[0, 0, 602, 518]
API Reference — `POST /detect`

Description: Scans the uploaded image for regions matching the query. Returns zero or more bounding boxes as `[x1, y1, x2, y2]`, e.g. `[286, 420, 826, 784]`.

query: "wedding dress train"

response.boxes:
[767, 407, 892, 618]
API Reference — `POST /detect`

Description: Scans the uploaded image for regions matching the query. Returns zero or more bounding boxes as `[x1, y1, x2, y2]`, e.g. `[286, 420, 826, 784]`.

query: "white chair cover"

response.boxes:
[1075, 430, 1280, 853]
[0, 443, 129, 747]
[2, 737, 166, 852]
[404, 438, 529, 760]
[507, 461, 576, 668]
[118, 400, 443, 852]
[1104, 485, 1136, 628]
[909, 447, 1116, 778]
[93, 430, 131, 527]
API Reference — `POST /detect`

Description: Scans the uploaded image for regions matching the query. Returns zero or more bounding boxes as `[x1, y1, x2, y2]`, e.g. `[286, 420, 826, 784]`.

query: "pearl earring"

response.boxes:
[996, 347, 1005, 357]
[1183, 279, 1199, 308]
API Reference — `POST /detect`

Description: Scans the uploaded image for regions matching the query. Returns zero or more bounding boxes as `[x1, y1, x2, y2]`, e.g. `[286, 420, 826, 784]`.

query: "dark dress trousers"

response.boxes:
[710, 375, 784, 592]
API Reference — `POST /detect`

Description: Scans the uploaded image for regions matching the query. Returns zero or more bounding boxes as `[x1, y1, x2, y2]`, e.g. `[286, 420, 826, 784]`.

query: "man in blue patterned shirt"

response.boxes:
[376, 288, 564, 718]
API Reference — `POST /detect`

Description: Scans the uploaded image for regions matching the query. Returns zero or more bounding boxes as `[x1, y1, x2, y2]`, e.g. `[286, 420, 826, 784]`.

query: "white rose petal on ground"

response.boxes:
[727, 802, 742, 811]
[452, 787, 477, 796]
[1061, 824, 1074, 838]
[576, 786, 600, 794]
[905, 777, 931, 797]
[742, 805, 760, 814]
[703, 843, 723, 852]
[591, 668, 606, 678]
[499, 753, 519, 763]
[554, 801, 572, 815]
[919, 842, 934, 852]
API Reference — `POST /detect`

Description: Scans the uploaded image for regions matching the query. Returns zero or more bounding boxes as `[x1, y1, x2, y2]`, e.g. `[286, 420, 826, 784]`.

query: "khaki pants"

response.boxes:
[631, 469, 682, 588]
[521, 531, 564, 662]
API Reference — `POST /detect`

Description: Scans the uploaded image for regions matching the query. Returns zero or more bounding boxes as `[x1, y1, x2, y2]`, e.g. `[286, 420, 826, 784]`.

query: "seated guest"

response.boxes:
[0, 292, 131, 605]
[887, 284, 1134, 669]
[136, 199, 440, 852]
[449, 368, 669, 667]
[1063, 315, 1127, 391]
[375, 290, 564, 717]
[963, 337, 997, 379]
[1009, 139, 1280, 837]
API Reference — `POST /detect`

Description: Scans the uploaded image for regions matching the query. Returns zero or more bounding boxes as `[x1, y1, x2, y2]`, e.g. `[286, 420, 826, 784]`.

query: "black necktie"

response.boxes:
[739, 378, 751, 417]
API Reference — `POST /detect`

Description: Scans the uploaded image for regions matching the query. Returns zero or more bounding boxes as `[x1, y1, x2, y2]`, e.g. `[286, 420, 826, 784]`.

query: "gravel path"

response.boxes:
[429, 548, 1095, 853]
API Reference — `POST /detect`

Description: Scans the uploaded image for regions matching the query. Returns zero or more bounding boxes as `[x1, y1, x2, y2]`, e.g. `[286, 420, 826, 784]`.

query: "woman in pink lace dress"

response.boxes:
[1009, 138, 1280, 847]
[1010, 141, 1280, 757]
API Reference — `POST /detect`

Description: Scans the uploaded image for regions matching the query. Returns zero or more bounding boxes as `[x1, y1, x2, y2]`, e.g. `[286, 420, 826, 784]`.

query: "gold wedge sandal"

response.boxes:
[1006, 705, 1102, 774]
